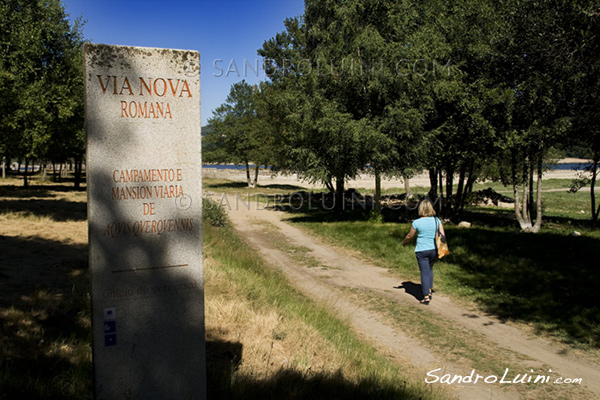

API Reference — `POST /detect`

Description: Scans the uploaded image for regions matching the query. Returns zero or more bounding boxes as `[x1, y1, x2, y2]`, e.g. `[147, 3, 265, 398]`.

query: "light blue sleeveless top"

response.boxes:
[411, 216, 439, 252]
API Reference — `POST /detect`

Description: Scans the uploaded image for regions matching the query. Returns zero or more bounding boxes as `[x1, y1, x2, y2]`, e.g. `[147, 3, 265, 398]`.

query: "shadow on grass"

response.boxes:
[444, 226, 600, 346]
[212, 369, 414, 400]
[0, 184, 86, 222]
[206, 337, 415, 400]
[0, 235, 92, 400]
[0, 198, 87, 222]
[260, 183, 309, 191]
[461, 208, 596, 230]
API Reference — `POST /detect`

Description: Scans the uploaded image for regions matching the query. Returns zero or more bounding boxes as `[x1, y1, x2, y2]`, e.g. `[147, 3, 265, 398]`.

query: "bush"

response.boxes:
[203, 197, 229, 227]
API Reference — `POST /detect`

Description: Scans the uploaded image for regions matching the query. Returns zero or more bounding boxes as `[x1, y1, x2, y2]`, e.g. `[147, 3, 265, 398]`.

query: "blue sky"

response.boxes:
[62, 0, 305, 126]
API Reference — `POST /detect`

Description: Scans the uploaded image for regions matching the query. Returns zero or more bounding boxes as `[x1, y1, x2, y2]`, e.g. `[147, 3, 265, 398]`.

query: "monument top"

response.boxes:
[84, 43, 200, 75]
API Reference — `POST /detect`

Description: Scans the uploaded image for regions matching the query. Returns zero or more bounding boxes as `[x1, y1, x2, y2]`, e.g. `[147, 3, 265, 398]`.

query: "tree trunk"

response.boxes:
[445, 162, 454, 217]
[1, 157, 5, 179]
[512, 152, 528, 230]
[521, 157, 531, 227]
[374, 169, 382, 215]
[532, 155, 543, 233]
[591, 159, 599, 228]
[438, 167, 444, 215]
[512, 152, 540, 232]
[245, 161, 255, 188]
[23, 159, 29, 187]
[465, 159, 475, 194]
[528, 160, 535, 221]
[428, 168, 438, 199]
[253, 164, 259, 188]
[403, 173, 412, 196]
[335, 176, 345, 212]
[445, 163, 454, 207]
[324, 177, 335, 193]
[454, 163, 467, 219]
[461, 159, 476, 213]
[58, 163, 64, 183]
[74, 158, 82, 189]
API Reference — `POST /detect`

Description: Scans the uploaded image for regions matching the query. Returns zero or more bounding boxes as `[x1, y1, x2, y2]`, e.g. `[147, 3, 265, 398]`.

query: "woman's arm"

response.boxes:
[402, 226, 417, 247]
[438, 220, 446, 236]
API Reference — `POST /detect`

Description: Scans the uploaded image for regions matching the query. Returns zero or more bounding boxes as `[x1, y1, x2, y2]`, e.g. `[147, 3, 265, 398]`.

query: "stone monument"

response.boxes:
[84, 43, 205, 399]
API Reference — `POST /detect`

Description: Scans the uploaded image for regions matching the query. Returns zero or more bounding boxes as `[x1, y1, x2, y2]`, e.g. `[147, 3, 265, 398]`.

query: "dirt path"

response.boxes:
[220, 196, 600, 400]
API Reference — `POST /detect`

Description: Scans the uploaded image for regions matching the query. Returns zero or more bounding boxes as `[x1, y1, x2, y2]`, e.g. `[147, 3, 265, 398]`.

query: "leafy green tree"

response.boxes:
[407, 0, 515, 220]
[204, 80, 269, 187]
[417, 0, 574, 231]
[259, 11, 367, 209]
[490, 0, 576, 232]
[0, 0, 85, 187]
[260, 0, 435, 211]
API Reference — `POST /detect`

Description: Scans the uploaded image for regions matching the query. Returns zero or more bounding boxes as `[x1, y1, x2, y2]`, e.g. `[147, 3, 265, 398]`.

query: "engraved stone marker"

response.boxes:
[84, 44, 205, 399]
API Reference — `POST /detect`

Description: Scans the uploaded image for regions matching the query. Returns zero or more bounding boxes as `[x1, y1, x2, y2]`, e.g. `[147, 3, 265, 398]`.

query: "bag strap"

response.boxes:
[433, 217, 439, 249]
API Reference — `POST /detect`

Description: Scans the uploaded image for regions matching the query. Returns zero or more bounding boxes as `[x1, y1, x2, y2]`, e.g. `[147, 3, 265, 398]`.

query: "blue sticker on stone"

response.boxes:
[105, 334, 117, 347]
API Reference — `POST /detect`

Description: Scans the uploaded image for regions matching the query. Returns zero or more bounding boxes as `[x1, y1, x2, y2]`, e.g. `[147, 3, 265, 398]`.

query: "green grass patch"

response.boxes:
[542, 190, 596, 221]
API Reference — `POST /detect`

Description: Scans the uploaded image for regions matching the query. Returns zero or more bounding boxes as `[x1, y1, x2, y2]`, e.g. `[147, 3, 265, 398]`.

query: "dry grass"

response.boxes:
[206, 257, 348, 378]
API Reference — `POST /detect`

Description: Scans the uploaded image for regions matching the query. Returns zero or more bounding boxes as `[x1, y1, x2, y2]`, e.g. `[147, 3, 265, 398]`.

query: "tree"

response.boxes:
[260, 0, 435, 211]
[405, 0, 515, 220]
[0, 0, 85, 187]
[491, 0, 576, 232]
[259, 9, 367, 209]
[419, 0, 575, 231]
[204, 80, 269, 188]
[564, 2, 600, 227]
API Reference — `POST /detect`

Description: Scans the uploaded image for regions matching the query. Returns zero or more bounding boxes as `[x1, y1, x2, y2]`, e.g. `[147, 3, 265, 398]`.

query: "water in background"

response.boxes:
[203, 163, 590, 171]
[203, 164, 268, 170]
[550, 163, 590, 171]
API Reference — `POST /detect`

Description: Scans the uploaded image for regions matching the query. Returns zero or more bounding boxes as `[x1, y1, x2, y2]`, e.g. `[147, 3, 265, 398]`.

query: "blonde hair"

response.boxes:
[418, 199, 437, 217]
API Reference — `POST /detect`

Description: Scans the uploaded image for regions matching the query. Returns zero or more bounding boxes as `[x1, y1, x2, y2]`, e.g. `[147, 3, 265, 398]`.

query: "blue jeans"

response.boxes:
[416, 249, 437, 297]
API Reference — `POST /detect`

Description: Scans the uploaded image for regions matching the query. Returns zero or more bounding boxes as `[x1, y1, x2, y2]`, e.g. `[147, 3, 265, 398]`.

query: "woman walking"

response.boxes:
[402, 199, 445, 304]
